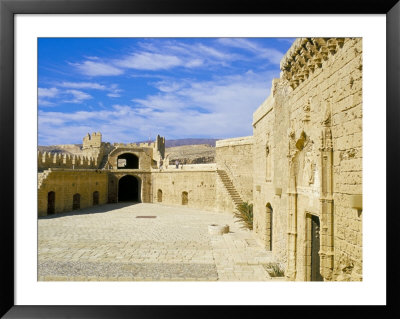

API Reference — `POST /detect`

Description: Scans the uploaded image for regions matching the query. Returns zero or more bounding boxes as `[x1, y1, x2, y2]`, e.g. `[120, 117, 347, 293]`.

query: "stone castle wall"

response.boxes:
[252, 81, 290, 258]
[38, 169, 108, 216]
[252, 38, 362, 281]
[151, 168, 217, 211]
[38, 151, 100, 171]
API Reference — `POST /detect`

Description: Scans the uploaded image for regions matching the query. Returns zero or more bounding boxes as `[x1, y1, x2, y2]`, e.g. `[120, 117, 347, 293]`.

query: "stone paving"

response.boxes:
[38, 203, 284, 281]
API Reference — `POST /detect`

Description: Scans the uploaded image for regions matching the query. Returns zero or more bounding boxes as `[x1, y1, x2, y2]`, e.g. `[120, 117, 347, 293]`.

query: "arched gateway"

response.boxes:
[118, 175, 141, 202]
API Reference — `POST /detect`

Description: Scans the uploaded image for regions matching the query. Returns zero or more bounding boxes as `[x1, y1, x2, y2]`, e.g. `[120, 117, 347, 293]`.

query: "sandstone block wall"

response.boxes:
[252, 38, 362, 281]
[252, 81, 289, 258]
[38, 169, 108, 216]
[151, 169, 217, 211]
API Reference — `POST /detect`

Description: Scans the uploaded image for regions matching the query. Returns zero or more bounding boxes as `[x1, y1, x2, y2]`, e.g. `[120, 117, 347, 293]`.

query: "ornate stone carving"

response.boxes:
[321, 101, 331, 126]
[303, 98, 311, 123]
[280, 38, 348, 90]
[303, 151, 315, 185]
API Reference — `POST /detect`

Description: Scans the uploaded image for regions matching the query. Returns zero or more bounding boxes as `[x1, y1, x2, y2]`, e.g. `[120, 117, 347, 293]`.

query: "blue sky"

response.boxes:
[38, 38, 295, 145]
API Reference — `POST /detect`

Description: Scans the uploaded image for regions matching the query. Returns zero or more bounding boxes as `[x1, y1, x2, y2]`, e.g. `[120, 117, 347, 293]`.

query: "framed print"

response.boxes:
[1, 0, 399, 317]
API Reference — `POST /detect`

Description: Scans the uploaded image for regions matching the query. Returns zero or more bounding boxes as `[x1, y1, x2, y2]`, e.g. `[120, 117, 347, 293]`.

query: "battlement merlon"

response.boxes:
[280, 38, 345, 90]
[82, 132, 102, 149]
[154, 134, 165, 159]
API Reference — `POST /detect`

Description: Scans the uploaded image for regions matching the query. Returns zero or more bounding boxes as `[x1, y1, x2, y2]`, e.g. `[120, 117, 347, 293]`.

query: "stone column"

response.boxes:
[286, 163, 298, 280]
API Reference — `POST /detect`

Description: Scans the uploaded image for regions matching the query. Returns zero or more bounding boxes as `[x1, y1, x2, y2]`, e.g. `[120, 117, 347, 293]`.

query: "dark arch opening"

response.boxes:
[266, 203, 273, 251]
[73, 193, 81, 210]
[117, 153, 139, 169]
[157, 189, 163, 202]
[93, 191, 99, 205]
[182, 191, 188, 205]
[47, 191, 55, 215]
[118, 175, 140, 202]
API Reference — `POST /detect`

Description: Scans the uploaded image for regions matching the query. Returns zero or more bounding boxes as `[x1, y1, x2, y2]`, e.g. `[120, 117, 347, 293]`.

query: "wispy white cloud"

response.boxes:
[152, 81, 185, 93]
[39, 70, 276, 144]
[38, 87, 59, 98]
[38, 87, 59, 107]
[114, 52, 183, 70]
[63, 89, 93, 103]
[70, 39, 244, 77]
[218, 38, 285, 64]
[72, 60, 124, 76]
[107, 93, 121, 98]
[58, 82, 107, 90]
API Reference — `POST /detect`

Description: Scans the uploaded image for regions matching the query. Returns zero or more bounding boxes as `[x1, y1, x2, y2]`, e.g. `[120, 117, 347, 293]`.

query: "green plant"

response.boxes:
[233, 202, 253, 230]
[264, 262, 285, 277]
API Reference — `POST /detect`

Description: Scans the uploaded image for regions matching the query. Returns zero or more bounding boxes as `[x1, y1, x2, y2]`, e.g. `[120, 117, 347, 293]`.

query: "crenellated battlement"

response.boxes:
[112, 142, 155, 148]
[37, 151, 98, 170]
[280, 37, 346, 90]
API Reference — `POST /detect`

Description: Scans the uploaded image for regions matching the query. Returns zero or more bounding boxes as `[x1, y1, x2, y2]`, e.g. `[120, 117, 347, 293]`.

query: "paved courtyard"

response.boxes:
[38, 203, 283, 281]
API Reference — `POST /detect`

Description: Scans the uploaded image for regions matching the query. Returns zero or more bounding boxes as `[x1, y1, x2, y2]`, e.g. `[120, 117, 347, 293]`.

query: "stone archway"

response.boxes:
[157, 189, 163, 202]
[118, 175, 141, 202]
[117, 153, 139, 169]
[182, 191, 188, 205]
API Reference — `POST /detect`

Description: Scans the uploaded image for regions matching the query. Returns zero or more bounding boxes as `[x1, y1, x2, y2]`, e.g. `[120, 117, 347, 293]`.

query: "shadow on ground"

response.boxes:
[39, 202, 140, 220]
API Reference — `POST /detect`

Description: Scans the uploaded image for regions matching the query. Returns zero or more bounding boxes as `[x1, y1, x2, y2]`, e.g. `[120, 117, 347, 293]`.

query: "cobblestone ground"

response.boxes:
[38, 203, 283, 281]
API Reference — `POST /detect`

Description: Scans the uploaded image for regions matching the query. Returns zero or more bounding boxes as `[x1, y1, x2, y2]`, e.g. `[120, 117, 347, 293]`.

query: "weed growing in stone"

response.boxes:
[264, 262, 285, 277]
[233, 202, 253, 230]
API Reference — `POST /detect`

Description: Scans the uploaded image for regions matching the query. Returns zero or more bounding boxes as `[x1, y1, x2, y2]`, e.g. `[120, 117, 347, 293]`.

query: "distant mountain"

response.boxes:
[38, 144, 83, 155]
[164, 138, 219, 147]
[165, 144, 215, 164]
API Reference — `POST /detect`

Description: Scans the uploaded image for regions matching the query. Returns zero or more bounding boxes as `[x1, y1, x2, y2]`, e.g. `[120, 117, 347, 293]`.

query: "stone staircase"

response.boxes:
[217, 169, 244, 208]
[98, 153, 110, 169]
[38, 170, 51, 189]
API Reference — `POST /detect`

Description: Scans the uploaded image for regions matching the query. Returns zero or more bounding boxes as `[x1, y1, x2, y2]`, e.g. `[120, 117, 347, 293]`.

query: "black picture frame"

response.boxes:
[1, 0, 398, 317]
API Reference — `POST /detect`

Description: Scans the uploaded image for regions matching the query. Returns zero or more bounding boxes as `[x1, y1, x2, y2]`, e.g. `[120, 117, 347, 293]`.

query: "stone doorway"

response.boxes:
[266, 203, 273, 251]
[311, 215, 323, 281]
[157, 189, 162, 202]
[182, 191, 188, 205]
[73, 193, 80, 210]
[93, 191, 99, 205]
[47, 191, 55, 215]
[118, 175, 140, 202]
